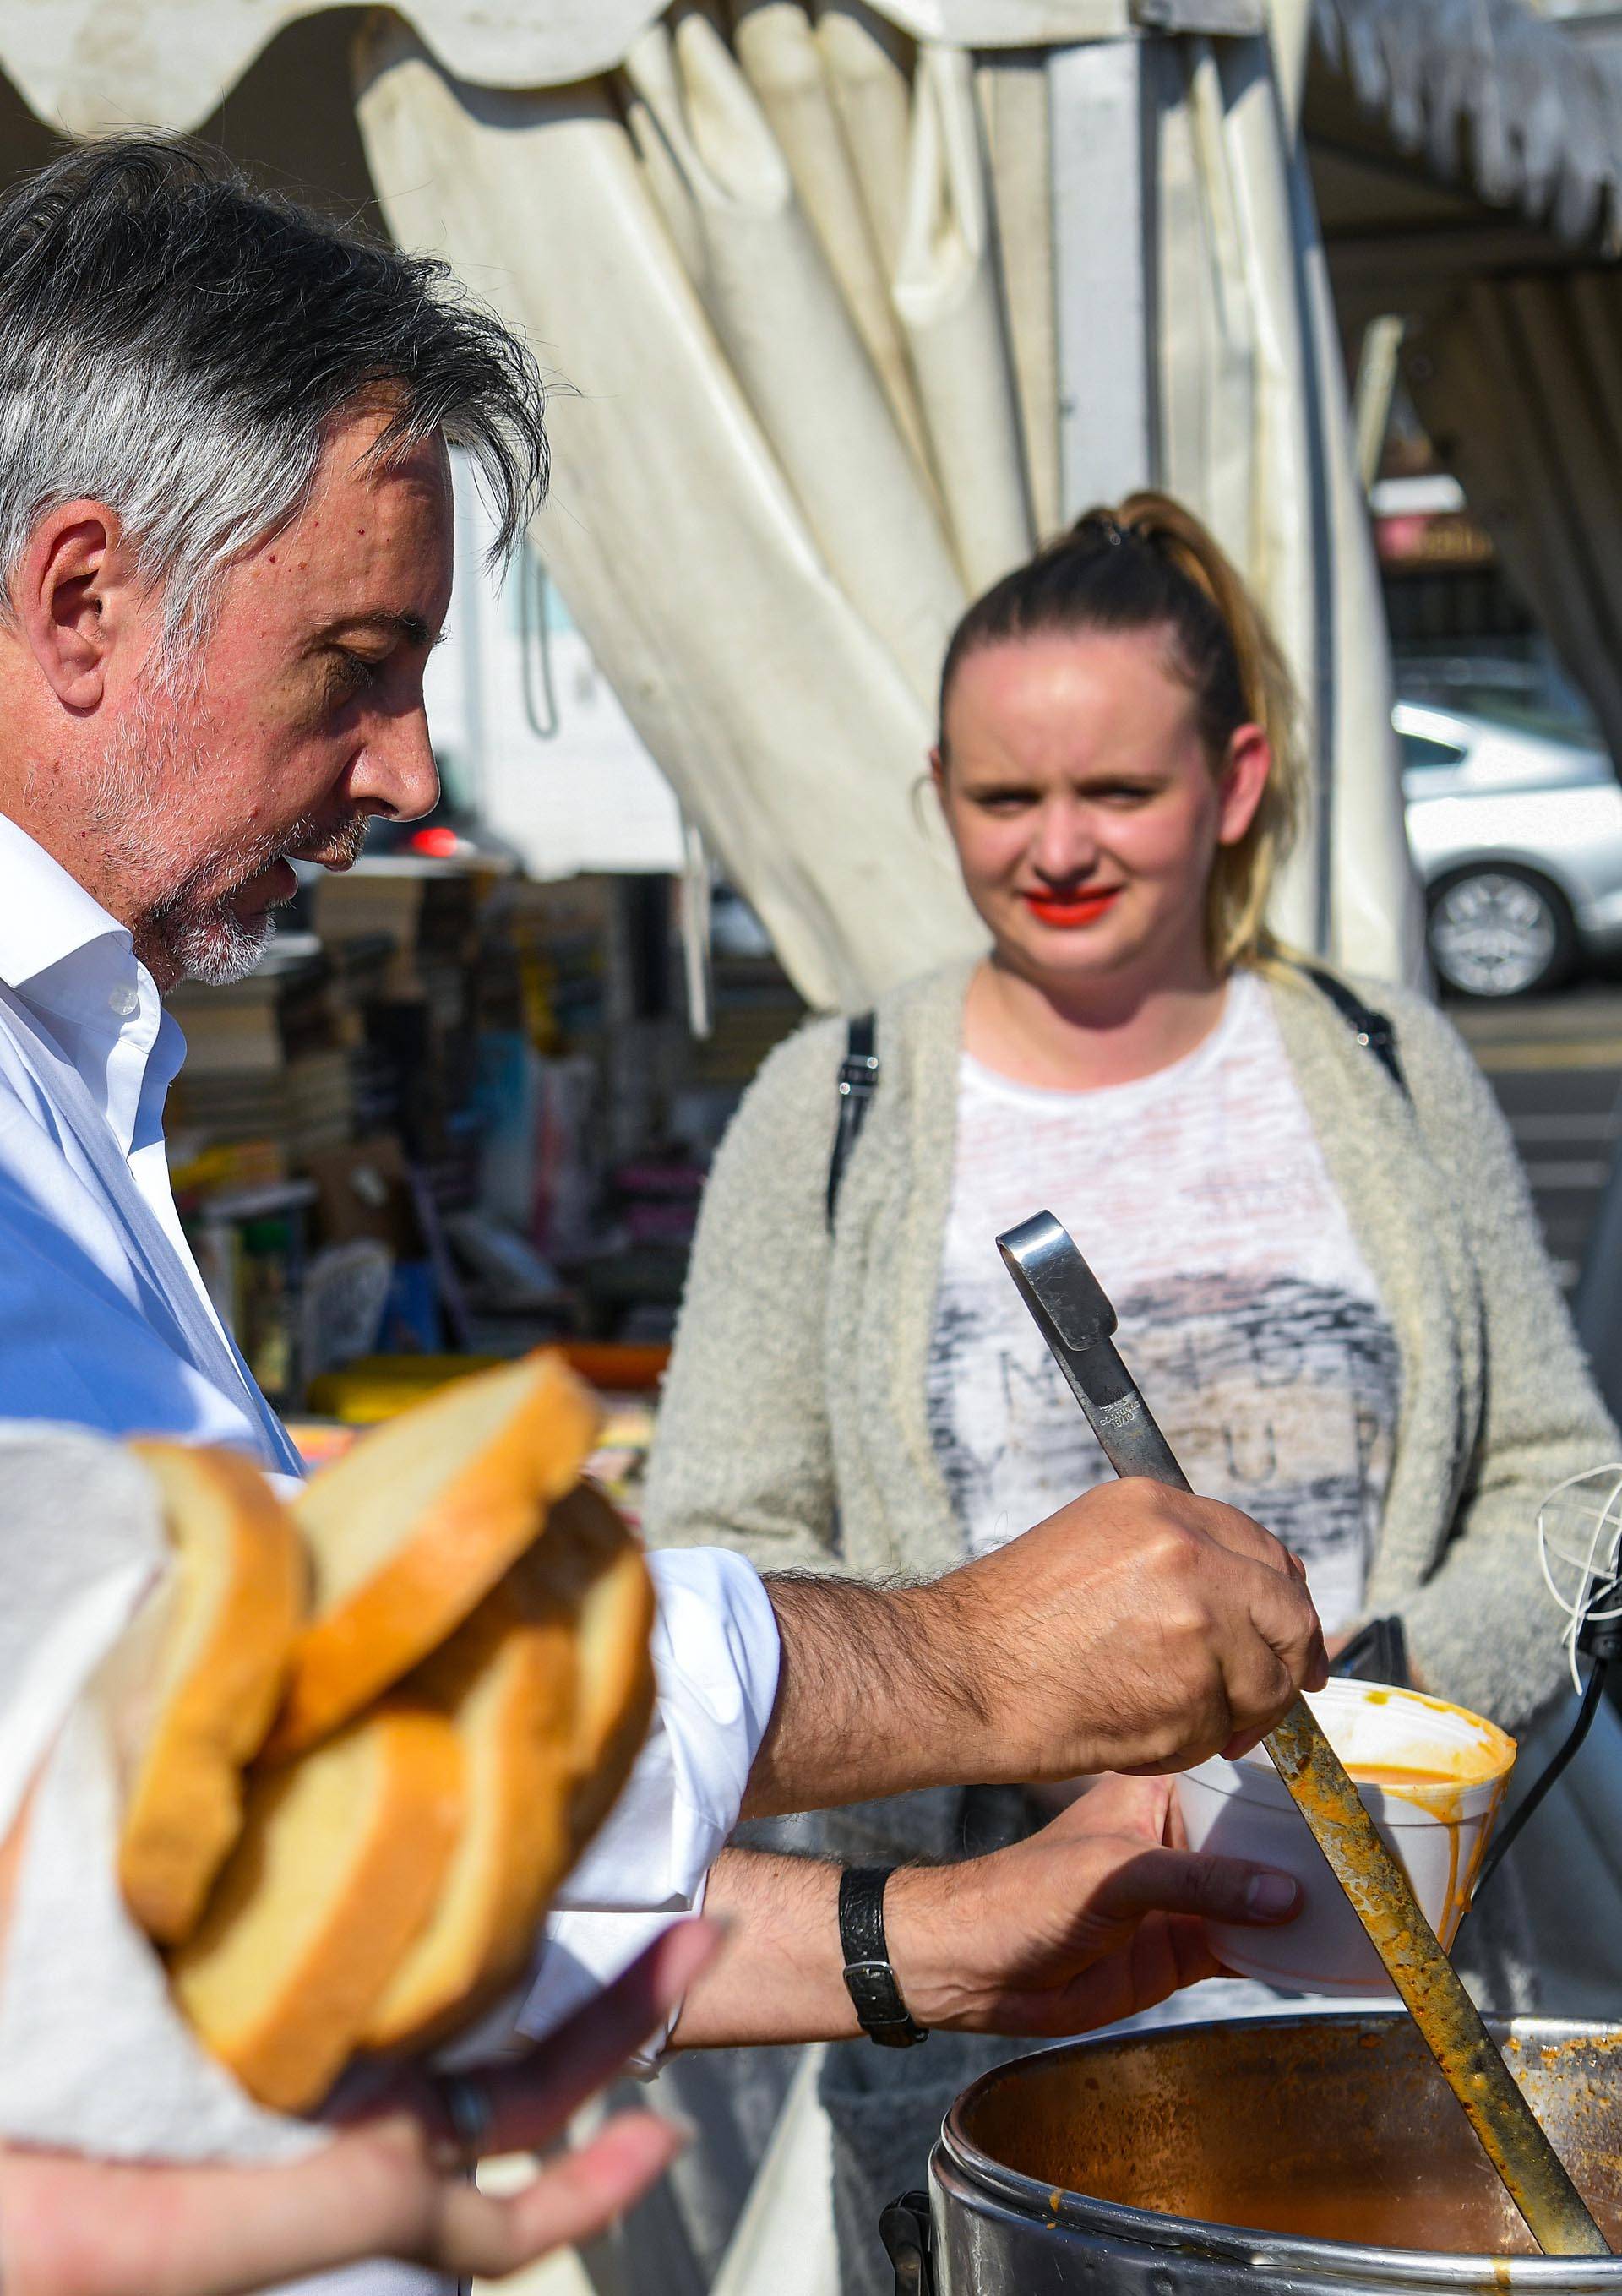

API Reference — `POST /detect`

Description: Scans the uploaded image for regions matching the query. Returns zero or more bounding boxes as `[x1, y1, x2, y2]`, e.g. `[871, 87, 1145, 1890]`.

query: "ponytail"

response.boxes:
[936, 490, 1306, 971]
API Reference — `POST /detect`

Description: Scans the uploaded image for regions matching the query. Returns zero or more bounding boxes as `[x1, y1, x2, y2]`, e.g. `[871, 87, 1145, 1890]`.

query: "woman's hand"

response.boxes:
[884, 1773, 1298, 2038]
[0, 1920, 717, 2296]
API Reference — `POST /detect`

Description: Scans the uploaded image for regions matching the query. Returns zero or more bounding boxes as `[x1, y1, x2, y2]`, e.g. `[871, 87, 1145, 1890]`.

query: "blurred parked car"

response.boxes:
[1399, 699, 1622, 998]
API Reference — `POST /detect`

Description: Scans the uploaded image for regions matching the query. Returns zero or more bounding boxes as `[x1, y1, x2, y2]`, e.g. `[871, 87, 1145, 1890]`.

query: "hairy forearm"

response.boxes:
[743, 1485, 1325, 1815]
[668, 1847, 950, 2048]
[669, 1781, 1290, 2051]
[669, 1848, 853, 2046]
[743, 1570, 999, 1820]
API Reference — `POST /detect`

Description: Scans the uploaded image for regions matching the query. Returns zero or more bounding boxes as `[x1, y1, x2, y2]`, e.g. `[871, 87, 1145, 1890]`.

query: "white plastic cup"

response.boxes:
[1173, 1678, 1516, 1995]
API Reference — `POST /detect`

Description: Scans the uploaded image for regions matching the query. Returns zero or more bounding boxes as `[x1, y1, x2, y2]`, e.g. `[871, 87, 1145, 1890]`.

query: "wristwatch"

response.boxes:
[839, 1865, 928, 2047]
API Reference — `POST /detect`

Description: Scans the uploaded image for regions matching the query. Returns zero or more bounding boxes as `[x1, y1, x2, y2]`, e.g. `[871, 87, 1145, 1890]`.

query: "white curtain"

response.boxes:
[356, 1, 1416, 1008]
[357, 4, 994, 1012]
[1404, 270, 1622, 770]
[0, 2, 1249, 139]
[1149, 19, 1418, 973]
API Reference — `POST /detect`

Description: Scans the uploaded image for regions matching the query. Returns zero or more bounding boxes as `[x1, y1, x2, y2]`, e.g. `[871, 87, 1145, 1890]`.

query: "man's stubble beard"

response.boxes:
[91, 687, 371, 988]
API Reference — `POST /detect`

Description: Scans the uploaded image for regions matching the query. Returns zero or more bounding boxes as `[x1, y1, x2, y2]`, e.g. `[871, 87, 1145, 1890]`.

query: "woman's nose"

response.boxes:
[1031, 803, 1097, 883]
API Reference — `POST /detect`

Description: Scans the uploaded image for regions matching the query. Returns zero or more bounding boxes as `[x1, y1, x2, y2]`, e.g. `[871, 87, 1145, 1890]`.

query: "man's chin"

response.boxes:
[153, 905, 277, 990]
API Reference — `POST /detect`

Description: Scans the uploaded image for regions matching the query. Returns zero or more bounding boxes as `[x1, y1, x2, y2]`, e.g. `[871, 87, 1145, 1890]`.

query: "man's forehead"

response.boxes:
[256, 429, 454, 635]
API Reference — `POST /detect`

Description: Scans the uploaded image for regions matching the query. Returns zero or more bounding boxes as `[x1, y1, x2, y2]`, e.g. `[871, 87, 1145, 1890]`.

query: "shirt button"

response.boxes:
[108, 984, 140, 1017]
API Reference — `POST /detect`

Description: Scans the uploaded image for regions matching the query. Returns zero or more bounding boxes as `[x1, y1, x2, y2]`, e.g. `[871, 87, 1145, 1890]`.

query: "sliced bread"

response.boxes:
[362, 1566, 580, 2053]
[117, 1444, 306, 1945]
[169, 1701, 464, 2113]
[536, 1483, 657, 1867]
[266, 1352, 599, 1760]
[362, 1483, 656, 2051]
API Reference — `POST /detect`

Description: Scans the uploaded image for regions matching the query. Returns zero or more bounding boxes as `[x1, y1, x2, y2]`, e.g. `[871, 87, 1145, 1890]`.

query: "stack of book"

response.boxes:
[173, 1048, 355, 1163]
[167, 939, 359, 1167]
[307, 873, 425, 984]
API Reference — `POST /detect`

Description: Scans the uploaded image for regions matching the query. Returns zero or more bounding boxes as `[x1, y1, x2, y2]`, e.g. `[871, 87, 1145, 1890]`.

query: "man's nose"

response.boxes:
[353, 706, 441, 823]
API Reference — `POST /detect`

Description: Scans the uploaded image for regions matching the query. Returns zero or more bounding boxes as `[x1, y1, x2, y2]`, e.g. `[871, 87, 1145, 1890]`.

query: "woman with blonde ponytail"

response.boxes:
[640, 493, 1616, 2295]
[1109, 491, 1308, 968]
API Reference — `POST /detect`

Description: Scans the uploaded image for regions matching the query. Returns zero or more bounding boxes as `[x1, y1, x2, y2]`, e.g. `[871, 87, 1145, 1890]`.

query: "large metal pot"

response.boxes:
[881, 2016, 1622, 2296]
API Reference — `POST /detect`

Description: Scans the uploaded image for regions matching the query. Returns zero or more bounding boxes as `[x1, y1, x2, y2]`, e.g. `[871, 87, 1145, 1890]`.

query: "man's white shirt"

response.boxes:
[0, 812, 781, 2296]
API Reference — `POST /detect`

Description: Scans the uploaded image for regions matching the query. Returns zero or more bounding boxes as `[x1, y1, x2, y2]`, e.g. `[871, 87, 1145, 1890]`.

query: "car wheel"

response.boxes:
[1426, 866, 1577, 998]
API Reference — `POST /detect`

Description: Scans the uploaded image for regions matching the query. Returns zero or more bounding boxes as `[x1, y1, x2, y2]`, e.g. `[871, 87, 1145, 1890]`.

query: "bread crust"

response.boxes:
[118, 1445, 307, 1945]
[535, 1484, 658, 1868]
[362, 1483, 656, 2052]
[266, 1354, 599, 1760]
[169, 1702, 464, 2114]
[362, 1574, 580, 2053]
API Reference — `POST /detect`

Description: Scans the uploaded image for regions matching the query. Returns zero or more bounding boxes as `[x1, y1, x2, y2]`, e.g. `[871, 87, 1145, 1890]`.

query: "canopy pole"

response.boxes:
[1049, 38, 1156, 518]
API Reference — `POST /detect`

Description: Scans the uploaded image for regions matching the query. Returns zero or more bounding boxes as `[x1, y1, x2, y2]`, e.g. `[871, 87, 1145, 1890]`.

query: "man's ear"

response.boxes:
[14, 500, 139, 712]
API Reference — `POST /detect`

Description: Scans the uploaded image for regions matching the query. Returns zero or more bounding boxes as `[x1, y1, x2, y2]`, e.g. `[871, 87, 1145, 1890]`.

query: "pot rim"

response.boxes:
[935, 2010, 1622, 2285]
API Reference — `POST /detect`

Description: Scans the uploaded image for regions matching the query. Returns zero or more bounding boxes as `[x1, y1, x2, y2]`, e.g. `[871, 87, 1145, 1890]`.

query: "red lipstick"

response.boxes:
[1022, 888, 1120, 928]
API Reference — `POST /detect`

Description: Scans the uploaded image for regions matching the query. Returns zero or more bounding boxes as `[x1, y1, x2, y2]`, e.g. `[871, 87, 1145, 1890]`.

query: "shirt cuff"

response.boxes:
[515, 1545, 780, 2055]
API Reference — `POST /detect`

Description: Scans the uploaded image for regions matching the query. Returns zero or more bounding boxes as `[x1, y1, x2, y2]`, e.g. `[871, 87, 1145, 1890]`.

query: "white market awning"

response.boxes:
[0, 0, 1423, 1007]
[0, 0, 1260, 138]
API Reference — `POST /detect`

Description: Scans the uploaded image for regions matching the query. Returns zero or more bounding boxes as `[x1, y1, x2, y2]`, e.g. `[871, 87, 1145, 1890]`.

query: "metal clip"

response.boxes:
[879, 2192, 935, 2296]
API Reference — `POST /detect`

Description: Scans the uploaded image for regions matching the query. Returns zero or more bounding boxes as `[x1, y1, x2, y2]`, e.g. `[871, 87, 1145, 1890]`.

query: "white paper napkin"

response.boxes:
[0, 1426, 320, 2162]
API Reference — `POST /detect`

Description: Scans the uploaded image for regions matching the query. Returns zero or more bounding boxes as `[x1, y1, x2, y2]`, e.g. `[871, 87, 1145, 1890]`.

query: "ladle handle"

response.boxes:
[1264, 1699, 1608, 2255]
[994, 1210, 1610, 2258]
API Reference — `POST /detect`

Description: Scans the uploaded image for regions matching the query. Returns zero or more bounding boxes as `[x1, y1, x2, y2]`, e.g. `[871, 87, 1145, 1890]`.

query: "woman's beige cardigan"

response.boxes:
[645, 958, 1619, 1734]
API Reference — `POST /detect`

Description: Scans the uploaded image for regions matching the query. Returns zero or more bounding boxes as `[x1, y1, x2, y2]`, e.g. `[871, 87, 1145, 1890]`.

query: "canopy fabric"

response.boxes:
[1150, 21, 1415, 971]
[356, 3, 1417, 1008]
[1313, 0, 1622, 255]
[357, 12, 988, 1010]
[0, 0, 1260, 141]
[1404, 271, 1622, 768]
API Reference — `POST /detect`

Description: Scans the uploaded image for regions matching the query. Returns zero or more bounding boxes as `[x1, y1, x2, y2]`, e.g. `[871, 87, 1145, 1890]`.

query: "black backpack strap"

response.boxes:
[1299, 963, 1409, 1101]
[826, 1012, 879, 1228]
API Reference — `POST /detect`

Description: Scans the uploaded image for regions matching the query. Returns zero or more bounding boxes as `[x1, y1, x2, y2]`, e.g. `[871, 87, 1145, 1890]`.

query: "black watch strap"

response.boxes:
[839, 1865, 927, 2048]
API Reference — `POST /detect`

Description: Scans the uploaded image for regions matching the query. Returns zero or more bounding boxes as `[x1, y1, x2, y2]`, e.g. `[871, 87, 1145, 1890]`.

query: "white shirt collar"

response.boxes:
[0, 809, 138, 996]
[0, 808, 179, 1158]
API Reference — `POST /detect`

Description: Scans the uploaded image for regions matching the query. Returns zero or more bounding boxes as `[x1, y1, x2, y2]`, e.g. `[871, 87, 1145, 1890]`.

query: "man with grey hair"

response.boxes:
[0, 139, 1322, 2296]
[0, 136, 542, 1464]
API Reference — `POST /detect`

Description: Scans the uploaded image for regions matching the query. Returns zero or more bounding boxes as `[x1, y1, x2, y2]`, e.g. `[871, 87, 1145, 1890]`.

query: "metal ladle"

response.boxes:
[997, 1209, 1609, 2259]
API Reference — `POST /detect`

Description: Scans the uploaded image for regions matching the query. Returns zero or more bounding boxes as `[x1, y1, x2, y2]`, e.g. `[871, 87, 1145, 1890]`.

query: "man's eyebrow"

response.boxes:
[310, 611, 444, 649]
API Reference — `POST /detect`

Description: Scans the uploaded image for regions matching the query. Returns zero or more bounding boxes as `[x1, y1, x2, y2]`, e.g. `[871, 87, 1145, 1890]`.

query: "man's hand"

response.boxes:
[944, 1482, 1327, 1782]
[671, 1777, 1296, 2048]
[0, 1922, 717, 2296]
[748, 1480, 1325, 1816]
[884, 1773, 1295, 2038]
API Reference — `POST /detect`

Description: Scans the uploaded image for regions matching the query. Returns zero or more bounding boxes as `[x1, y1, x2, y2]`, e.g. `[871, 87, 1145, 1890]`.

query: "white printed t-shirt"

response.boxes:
[925, 970, 1401, 1634]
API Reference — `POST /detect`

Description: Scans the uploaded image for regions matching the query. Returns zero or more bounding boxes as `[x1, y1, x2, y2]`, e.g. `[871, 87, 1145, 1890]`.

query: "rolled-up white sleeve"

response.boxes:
[515, 1545, 781, 2048]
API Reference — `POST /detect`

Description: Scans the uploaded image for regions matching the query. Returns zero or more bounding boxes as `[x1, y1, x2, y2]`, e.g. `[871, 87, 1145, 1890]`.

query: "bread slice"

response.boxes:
[539, 1483, 658, 1868]
[117, 1445, 306, 1945]
[362, 1567, 580, 2053]
[266, 1352, 599, 1760]
[169, 1702, 464, 2113]
[362, 1483, 655, 2052]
